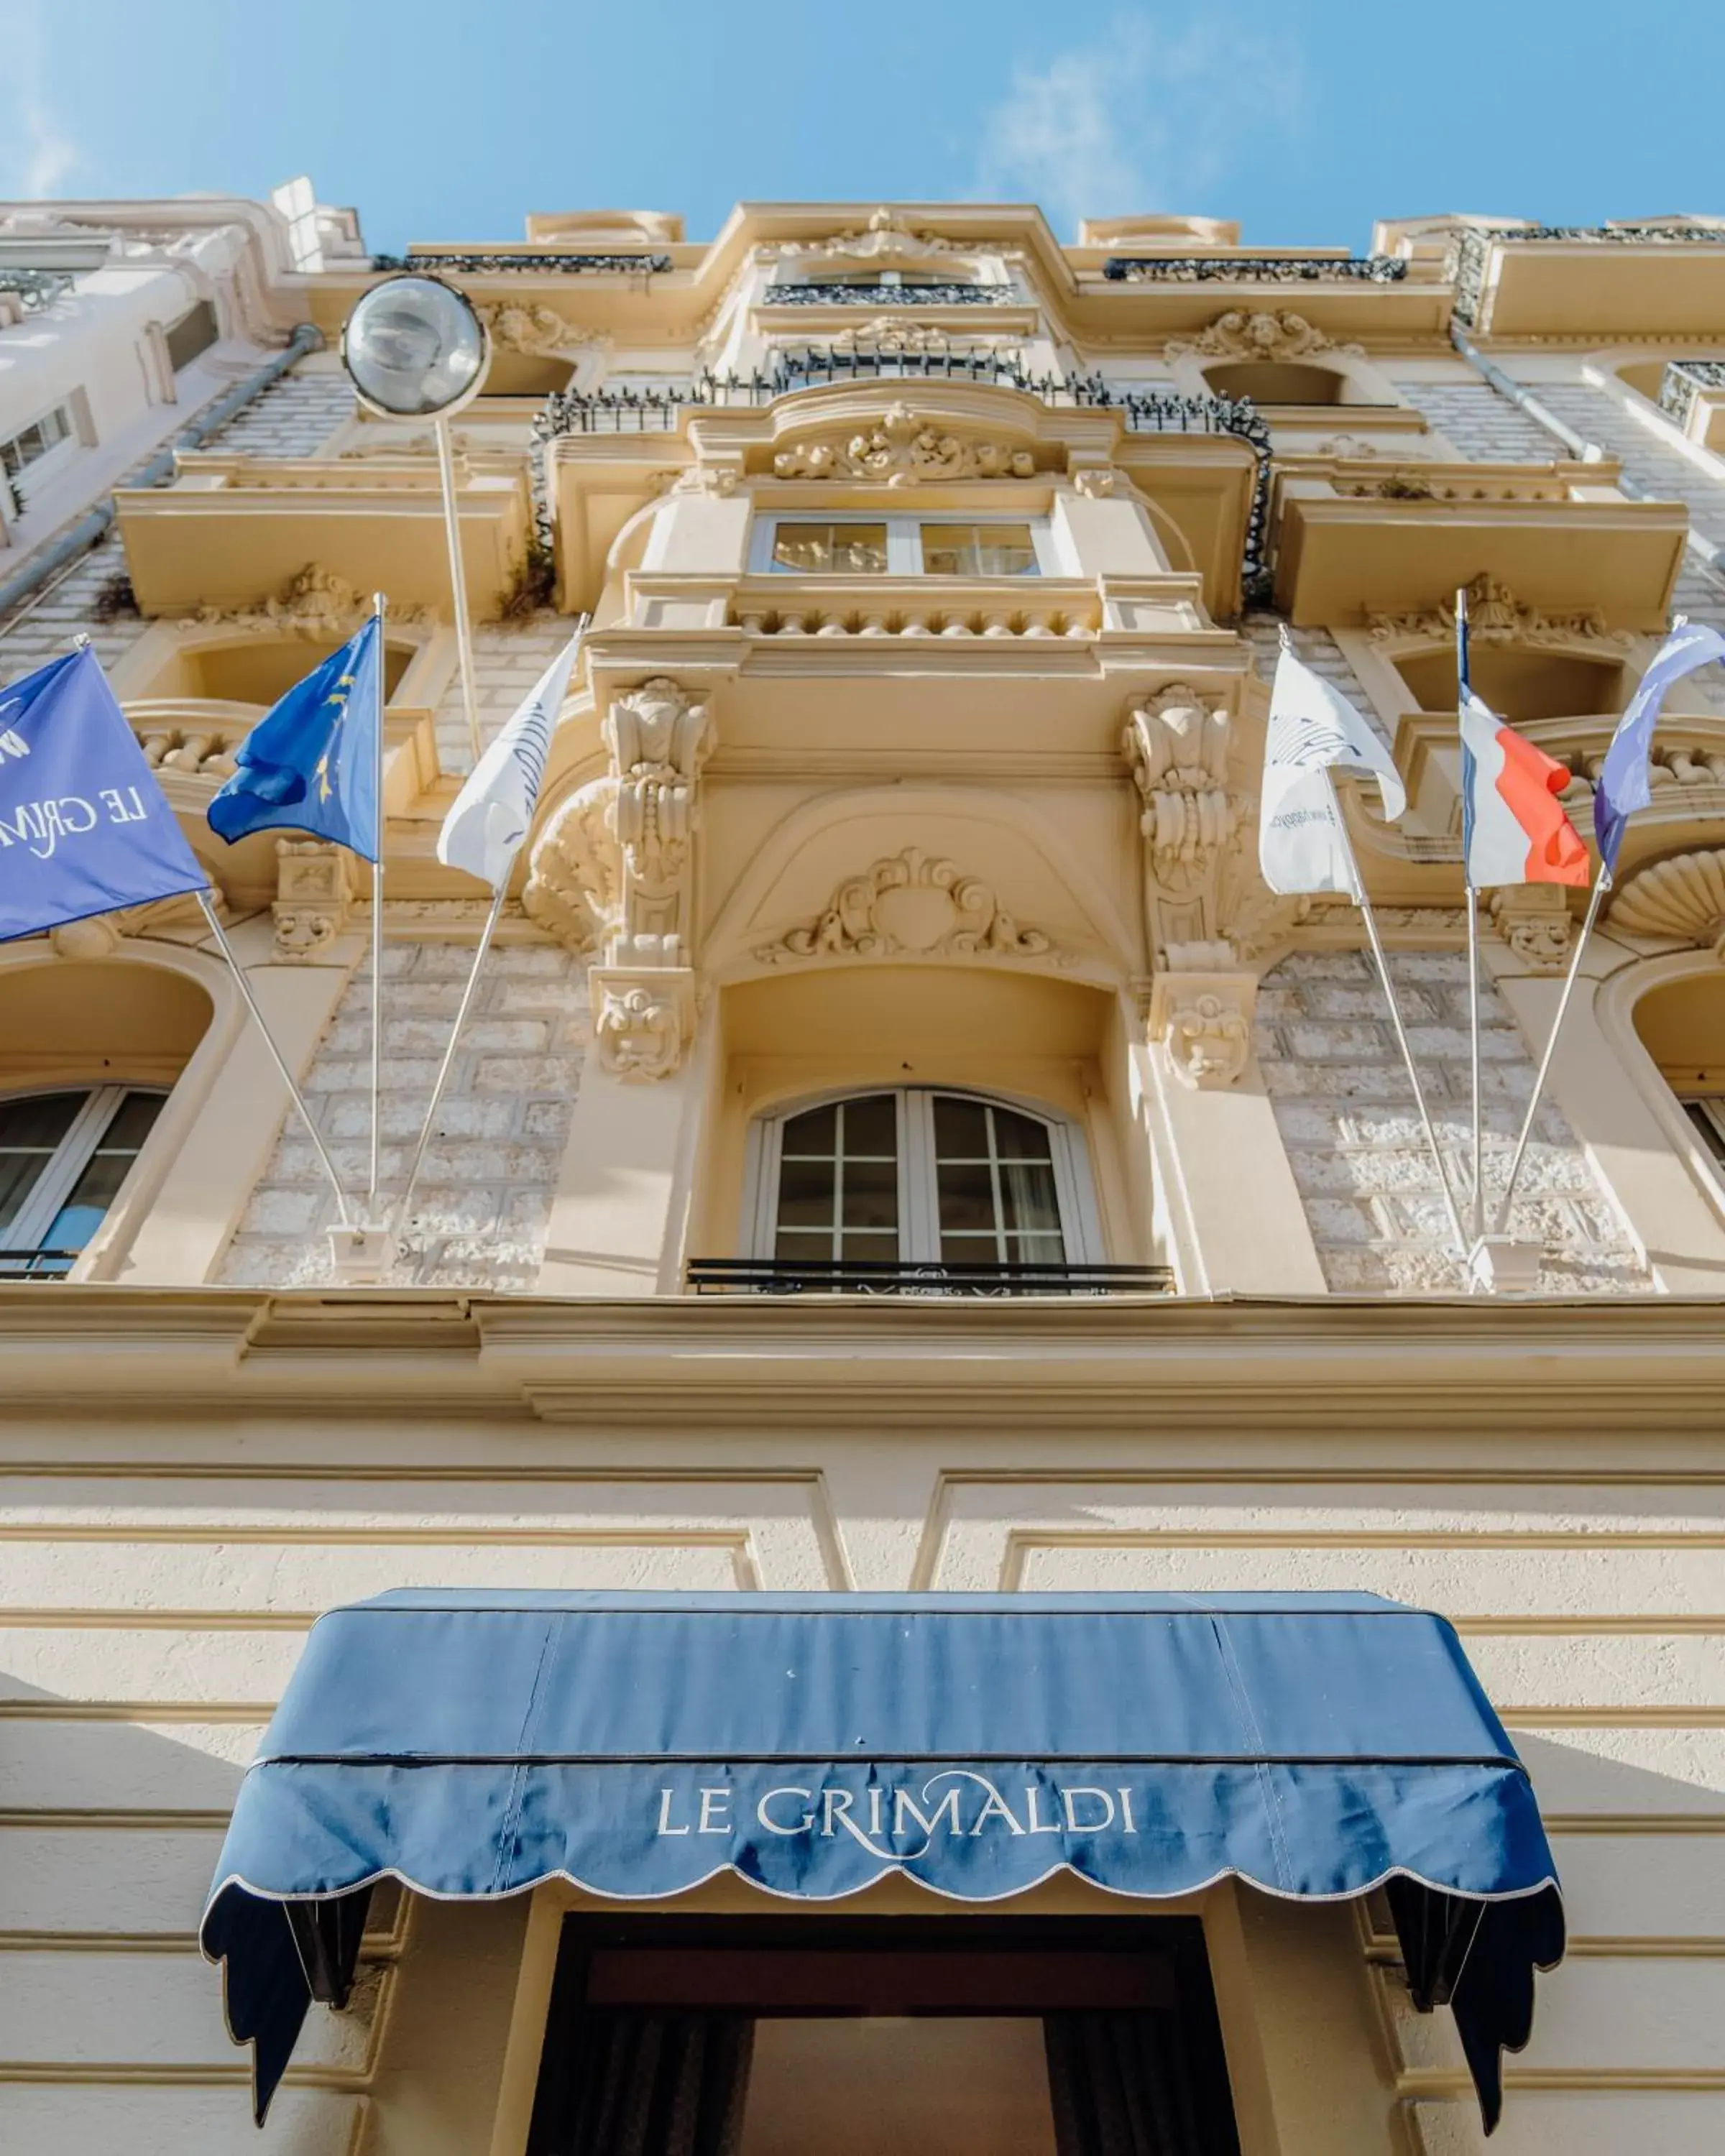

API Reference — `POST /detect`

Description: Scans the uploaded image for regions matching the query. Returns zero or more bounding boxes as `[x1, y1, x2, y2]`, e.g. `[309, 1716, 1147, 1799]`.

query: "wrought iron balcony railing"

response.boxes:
[0, 267, 79, 314]
[1660, 359, 1725, 431]
[686, 1257, 1174, 1296]
[764, 282, 1017, 307]
[369, 250, 673, 275]
[1103, 254, 1407, 285]
[0, 1250, 79, 1279]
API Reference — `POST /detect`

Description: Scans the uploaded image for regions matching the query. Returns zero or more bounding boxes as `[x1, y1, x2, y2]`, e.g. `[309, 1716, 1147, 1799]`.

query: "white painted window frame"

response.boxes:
[742, 1085, 1104, 1264]
[0, 398, 80, 485]
[749, 513, 1060, 578]
[0, 1084, 163, 1258]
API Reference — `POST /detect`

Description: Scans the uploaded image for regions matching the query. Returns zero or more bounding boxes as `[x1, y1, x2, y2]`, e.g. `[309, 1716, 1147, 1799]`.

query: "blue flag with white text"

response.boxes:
[207, 616, 382, 861]
[0, 645, 207, 943]
[1595, 619, 1725, 872]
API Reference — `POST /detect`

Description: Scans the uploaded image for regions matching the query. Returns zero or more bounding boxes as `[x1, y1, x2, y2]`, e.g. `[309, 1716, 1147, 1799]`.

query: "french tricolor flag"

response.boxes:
[1458, 636, 1590, 891]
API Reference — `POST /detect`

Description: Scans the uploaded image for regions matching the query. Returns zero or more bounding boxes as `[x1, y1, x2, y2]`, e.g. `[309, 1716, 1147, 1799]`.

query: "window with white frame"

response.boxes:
[1680, 1096, 1725, 1175]
[747, 1089, 1100, 1272]
[753, 515, 1055, 578]
[1, 401, 76, 492]
[0, 1087, 165, 1277]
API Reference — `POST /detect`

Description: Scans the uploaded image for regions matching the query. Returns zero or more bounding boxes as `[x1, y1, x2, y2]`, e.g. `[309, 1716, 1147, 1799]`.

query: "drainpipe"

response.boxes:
[1451, 322, 1725, 592]
[0, 321, 326, 627]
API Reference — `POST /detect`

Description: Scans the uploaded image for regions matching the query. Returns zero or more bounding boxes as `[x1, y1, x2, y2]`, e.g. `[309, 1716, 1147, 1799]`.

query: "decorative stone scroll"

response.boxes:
[772, 404, 1037, 486]
[1122, 685, 1236, 885]
[1164, 309, 1361, 364]
[525, 678, 713, 1080]
[477, 302, 607, 358]
[1608, 848, 1725, 958]
[755, 848, 1055, 965]
[1367, 573, 1627, 649]
[192, 563, 430, 637]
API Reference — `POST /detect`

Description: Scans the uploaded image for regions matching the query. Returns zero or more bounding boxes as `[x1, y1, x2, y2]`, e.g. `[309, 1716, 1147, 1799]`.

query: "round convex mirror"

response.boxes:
[341, 274, 488, 419]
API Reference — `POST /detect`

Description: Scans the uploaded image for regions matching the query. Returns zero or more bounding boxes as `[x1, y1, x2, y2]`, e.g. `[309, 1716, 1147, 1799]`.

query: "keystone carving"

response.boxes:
[1367, 573, 1628, 649]
[755, 848, 1055, 965]
[272, 839, 354, 959]
[1147, 967, 1259, 1090]
[773, 403, 1037, 485]
[1608, 848, 1725, 958]
[592, 969, 696, 1084]
[1165, 309, 1361, 364]
[1489, 884, 1575, 972]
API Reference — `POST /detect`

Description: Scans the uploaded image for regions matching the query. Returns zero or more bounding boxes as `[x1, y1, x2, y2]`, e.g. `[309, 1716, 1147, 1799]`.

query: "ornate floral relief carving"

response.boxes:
[523, 778, 619, 953]
[1608, 848, 1725, 957]
[272, 839, 354, 960]
[1366, 572, 1627, 648]
[824, 317, 1006, 356]
[1164, 309, 1362, 364]
[191, 563, 431, 635]
[772, 403, 1038, 486]
[477, 302, 608, 357]
[1489, 884, 1575, 972]
[755, 849, 1057, 966]
[773, 208, 969, 261]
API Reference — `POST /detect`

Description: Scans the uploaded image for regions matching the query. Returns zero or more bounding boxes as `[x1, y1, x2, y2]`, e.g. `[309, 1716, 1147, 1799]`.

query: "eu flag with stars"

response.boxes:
[207, 617, 382, 861]
[0, 645, 208, 943]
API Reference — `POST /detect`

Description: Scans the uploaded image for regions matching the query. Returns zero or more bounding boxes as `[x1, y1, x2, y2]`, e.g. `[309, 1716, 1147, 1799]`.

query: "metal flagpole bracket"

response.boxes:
[326, 1221, 398, 1285]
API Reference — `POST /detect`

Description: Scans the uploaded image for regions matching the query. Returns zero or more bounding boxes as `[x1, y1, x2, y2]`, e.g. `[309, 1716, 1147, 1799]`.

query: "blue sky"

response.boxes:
[3, 1, 1721, 252]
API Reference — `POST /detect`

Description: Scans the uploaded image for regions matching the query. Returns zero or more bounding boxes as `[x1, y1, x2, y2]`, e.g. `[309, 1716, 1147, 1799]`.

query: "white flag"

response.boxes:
[1258, 645, 1407, 896]
[436, 626, 583, 891]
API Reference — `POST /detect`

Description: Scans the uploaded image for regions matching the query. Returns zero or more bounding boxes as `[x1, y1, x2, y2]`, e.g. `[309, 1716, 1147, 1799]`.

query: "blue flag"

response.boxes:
[0, 645, 207, 943]
[207, 616, 382, 861]
[1595, 619, 1725, 872]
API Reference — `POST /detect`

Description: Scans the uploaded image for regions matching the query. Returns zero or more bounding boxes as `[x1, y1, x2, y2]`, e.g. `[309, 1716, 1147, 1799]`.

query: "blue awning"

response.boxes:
[201, 1590, 1563, 2132]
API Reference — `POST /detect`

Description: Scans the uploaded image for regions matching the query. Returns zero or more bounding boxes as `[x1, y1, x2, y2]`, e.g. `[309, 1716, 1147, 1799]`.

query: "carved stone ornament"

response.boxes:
[773, 404, 1037, 486]
[756, 848, 1056, 966]
[525, 678, 714, 1079]
[1164, 309, 1362, 364]
[1147, 969, 1258, 1090]
[1367, 572, 1627, 649]
[192, 562, 430, 635]
[773, 208, 967, 262]
[272, 839, 354, 959]
[1608, 848, 1725, 957]
[477, 302, 607, 357]
[1489, 884, 1574, 972]
[1122, 685, 1236, 885]
[592, 967, 696, 1083]
[668, 464, 741, 497]
[1072, 468, 1123, 499]
[825, 318, 1003, 356]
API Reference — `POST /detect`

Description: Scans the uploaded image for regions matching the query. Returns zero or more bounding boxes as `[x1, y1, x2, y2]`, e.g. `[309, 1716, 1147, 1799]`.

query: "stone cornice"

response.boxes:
[2, 1288, 1724, 1432]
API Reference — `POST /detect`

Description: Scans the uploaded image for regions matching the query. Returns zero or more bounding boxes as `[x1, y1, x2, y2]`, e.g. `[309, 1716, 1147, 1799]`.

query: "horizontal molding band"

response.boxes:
[1003, 1529, 1725, 1549]
[0, 1525, 755, 1544]
[1543, 1813, 1725, 1833]
[0, 1810, 233, 1830]
[1401, 2067, 1725, 2095]
[4, 1461, 1721, 1485]
[0, 1932, 402, 1959]
[0, 2063, 367, 2090]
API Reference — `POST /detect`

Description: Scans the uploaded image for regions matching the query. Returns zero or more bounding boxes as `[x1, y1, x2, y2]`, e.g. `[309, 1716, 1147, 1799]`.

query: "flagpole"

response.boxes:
[1331, 777, 1472, 1260]
[368, 593, 387, 1222]
[395, 886, 507, 1239]
[1491, 866, 1611, 1234]
[195, 892, 354, 1228]
[1458, 584, 1485, 1245]
[434, 414, 484, 765]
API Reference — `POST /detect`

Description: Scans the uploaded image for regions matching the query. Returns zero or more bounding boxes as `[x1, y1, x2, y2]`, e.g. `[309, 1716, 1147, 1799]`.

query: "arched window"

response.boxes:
[0, 1087, 166, 1278]
[745, 1088, 1102, 1281]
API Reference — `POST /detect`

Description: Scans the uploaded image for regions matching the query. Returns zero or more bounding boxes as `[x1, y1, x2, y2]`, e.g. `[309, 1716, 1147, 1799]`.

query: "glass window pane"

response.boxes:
[96, 1091, 165, 1154]
[997, 1161, 1062, 1237]
[937, 1161, 998, 1235]
[781, 1104, 837, 1158]
[993, 1107, 1053, 1163]
[0, 1153, 47, 1238]
[775, 1230, 835, 1264]
[772, 526, 833, 573]
[42, 1148, 132, 1254]
[919, 528, 969, 577]
[840, 1094, 897, 1158]
[1010, 1234, 1067, 1267]
[776, 1156, 837, 1230]
[940, 1233, 1000, 1264]
[932, 1095, 990, 1160]
[829, 524, 888, 573]
[840, 1157, 898, 1230]
[0, 1093, 85, 1150]
[837, 1231, 898, 1263]
[1683, 1102, 1725, 1168]
[919, 523, 1038, 577]
[770, 523, 886, 574]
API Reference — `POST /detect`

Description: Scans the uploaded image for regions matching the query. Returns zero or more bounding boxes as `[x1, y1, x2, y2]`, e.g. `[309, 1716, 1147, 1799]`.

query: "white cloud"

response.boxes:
[0, 2, 79, 200]
[974, 11, 1303, 236]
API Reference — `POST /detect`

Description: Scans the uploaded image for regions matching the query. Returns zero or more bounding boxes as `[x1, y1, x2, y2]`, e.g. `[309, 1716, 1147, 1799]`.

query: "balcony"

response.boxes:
[1448, 222, 1725, 336]
[763, 282, 1018, 308]
[1271, 456, 1688, 630]
[687, 1258, 1173, 1296]
[1660, 360, 1725, 451]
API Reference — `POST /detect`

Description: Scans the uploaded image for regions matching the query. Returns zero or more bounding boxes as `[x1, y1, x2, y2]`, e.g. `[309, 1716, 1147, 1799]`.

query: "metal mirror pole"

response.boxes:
[434, 414, 484, 766]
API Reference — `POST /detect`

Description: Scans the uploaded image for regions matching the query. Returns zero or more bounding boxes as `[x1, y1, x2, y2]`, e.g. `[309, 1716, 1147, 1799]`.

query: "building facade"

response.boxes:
[1, 196, 1724, 2155]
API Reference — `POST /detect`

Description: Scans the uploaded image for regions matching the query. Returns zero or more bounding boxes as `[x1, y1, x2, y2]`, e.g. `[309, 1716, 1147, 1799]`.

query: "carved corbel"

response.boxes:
[1147, 964, 1259, 1090]
[1489, 884, 1574, 972]
[523, 778, 620, 954]
[272, 839, 354, 960]
[590, 967, 696, 1083]
[602, 676, 713, 979]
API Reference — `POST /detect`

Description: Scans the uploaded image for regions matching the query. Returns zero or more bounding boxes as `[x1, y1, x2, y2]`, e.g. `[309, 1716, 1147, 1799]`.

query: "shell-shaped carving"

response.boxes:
[1608, 847, 1725, 954]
